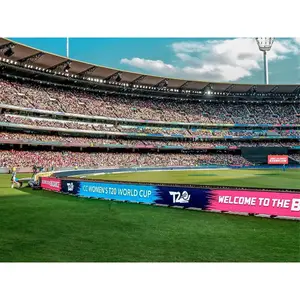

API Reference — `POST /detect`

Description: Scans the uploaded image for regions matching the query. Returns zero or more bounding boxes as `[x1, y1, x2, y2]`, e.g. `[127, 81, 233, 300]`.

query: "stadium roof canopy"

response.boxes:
[0, 38, 299, 94]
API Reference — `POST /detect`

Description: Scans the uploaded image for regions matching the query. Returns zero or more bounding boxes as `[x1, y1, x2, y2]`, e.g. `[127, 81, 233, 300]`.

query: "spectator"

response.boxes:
[0, 150, 252, 169]
[1, 78, 299, 125]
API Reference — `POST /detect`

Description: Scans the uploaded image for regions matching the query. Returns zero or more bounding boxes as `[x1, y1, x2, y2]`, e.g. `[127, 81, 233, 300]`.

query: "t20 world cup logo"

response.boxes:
[67, 182, 74, 192]
[169, 191, 191, 203]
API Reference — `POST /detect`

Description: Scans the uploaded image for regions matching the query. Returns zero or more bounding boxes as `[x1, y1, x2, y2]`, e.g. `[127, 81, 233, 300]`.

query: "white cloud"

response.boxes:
[182, 65, 252, 82]
[120, 58, 177, 75]
[171, 42, 208, 53]
[294, 37, 300, 45]
[121, 38, 300, 82]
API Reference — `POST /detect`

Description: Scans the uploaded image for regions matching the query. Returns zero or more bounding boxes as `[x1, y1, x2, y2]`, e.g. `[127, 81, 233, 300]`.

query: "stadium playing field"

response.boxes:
[83, 168, 300, 190]
[0, 172, 299, 262]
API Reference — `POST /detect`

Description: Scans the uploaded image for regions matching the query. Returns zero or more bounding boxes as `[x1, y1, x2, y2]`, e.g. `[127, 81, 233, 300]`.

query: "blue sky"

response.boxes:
[9, 37, 300, 84]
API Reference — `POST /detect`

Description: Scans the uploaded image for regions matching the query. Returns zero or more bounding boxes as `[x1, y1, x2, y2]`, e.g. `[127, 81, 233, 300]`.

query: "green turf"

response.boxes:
[0, 173, 299, 262]
[85, 169, 300, 190]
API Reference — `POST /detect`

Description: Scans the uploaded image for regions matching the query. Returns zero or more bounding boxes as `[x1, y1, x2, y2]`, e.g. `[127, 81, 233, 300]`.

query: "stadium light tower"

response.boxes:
[256, 37, 274, 85]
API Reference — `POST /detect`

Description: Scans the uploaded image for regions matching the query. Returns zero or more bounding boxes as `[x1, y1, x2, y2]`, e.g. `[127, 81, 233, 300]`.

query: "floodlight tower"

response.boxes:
[256, 37, 274, 85]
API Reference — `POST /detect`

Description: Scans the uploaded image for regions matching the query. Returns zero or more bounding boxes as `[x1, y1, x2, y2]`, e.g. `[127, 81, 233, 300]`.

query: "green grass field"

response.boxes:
[0, 172, 299, 262]
[84, 169, 300, 190]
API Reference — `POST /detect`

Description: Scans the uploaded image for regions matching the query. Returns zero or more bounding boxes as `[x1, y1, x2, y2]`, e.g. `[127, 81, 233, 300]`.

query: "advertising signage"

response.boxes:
[59, 179, 300, 218]
[40, 177, 61, 192]
[268, 155, 289, 165]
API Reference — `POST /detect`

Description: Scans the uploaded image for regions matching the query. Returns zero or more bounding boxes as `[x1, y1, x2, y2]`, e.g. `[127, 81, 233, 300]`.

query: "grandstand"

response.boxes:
[0, 38, 300, 170]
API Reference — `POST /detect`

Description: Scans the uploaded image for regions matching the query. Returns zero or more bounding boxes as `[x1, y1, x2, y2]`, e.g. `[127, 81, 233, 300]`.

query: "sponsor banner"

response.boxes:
[59, 179, 300, 218]
[79, 181, 158, 203]
[62, 179, 208, 206]
[208, 190, 300, 218]
[41, 177, 61, 192]
[156, 187, 300, 217]
[268, 155, 288, 165]
[154, 186, 211, 209]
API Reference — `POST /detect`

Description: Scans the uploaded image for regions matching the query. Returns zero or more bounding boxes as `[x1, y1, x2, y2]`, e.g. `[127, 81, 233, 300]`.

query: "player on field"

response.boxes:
[11, 170, 19, 188]
[32, 165, 38, 178]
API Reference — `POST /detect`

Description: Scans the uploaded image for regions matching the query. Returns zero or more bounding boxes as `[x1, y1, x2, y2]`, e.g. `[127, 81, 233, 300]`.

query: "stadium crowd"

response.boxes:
[0, 132, 297, 148]
[290, 154, 300, 161]
[1, 78, 300, 125]
[0, 132, 126, 145]
[1, 113, 300, 138]
[0, 150, 252, 169]
[1, 78, 299, 170]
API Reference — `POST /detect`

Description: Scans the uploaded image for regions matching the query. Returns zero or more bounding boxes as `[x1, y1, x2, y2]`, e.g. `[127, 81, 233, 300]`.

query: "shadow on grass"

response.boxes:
[255, 173, 284, 176]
